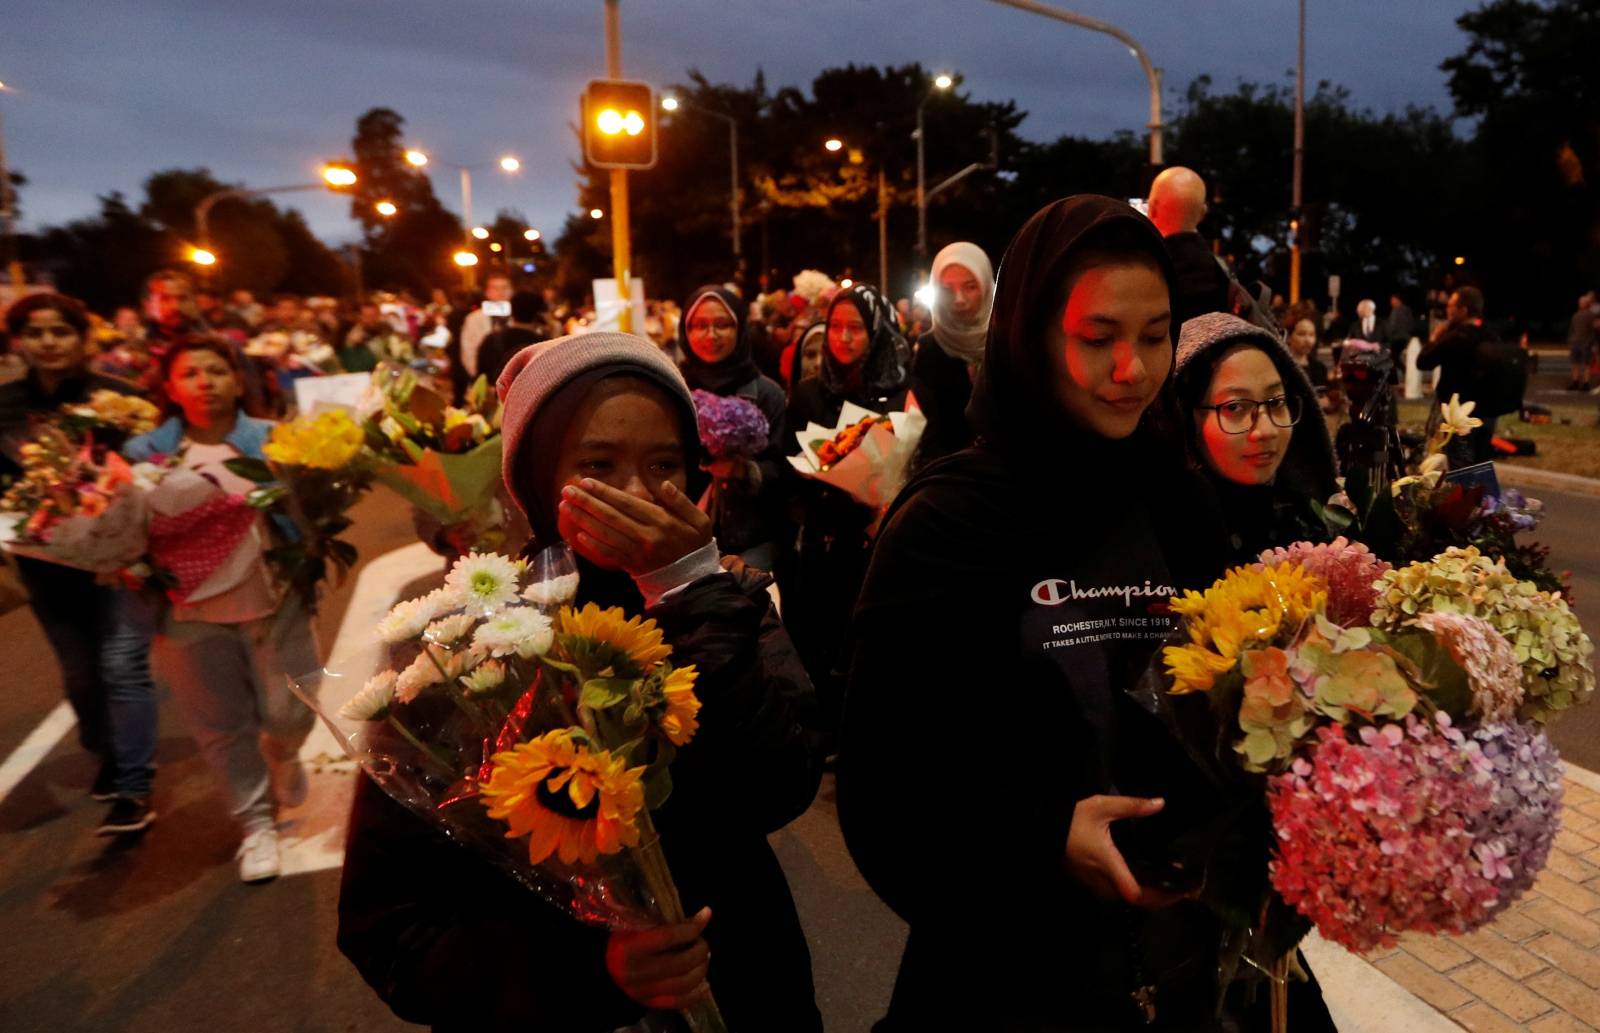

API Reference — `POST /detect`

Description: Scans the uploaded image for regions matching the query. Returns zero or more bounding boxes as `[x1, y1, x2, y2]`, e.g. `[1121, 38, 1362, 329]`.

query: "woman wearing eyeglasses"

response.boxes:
[676, 285, 790, 571]
[1175, 312, 1337, 565]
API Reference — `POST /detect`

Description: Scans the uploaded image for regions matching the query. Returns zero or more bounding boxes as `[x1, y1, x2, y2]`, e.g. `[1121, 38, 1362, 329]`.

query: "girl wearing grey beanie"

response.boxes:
[338, 332, 824, 1033]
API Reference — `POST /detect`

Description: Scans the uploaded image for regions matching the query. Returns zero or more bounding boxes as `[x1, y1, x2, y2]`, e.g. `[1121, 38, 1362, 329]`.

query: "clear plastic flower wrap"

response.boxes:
[295, 543, 727, 1032]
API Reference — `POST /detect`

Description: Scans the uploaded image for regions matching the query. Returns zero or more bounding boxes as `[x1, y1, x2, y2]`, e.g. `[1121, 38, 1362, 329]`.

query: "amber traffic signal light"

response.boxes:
[582, 79, 656, 170]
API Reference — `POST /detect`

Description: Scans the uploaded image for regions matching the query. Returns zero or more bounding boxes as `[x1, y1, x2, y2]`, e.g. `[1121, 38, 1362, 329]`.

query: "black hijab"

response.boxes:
[818, 283, 910, 404]
[677, 285, 760, 394]
[965, 194, 1181, 468]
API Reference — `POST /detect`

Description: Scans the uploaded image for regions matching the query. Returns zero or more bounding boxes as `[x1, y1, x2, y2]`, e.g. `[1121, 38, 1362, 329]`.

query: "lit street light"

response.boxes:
[453, 251, 479, 267]
[405, 149, 429, 167]
[188, 247, 217, 267]
[660, 95, 680, 112]
[590, 208, 605, 220]
[375, 200, 398, 217]
[499, 155, 521, 172]
[322, 163, 358, 188]
[1455, 256, 1467, 266]
[660, 93, 743, 259]
[471, 226, 490, 240]
[839, 278, 854, 289]
[824, 138, 843, 153]
[489, 243, 502, 253]
[916, 71, 957, 264]
[524, 228, 541, 242]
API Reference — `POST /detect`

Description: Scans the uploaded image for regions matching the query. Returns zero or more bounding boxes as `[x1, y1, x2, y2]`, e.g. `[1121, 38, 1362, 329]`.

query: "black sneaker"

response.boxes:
[90, 763, 117, 802]
[97, 797, 157, 836]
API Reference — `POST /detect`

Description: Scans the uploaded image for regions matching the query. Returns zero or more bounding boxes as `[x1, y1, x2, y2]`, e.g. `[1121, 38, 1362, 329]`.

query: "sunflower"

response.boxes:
[558, 603, 674, 673]
[654, 665, 702, 746]
[481, 730, 645, 865]
[1165, 562, 1327, 694]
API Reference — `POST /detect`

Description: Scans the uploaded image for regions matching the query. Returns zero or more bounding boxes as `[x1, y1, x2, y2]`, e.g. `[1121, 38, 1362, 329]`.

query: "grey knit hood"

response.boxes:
[1174, 312, 1337, 498]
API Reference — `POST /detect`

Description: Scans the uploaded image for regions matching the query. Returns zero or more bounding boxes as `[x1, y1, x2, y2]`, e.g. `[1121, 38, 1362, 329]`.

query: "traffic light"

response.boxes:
[582, 79, 657, 170]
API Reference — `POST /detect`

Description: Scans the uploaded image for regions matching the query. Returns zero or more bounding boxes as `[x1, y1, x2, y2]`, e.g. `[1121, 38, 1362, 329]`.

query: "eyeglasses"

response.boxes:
[687, 320, 736, 335]
[1197, 395, 1302, 435]
[18, 325, 78, 340]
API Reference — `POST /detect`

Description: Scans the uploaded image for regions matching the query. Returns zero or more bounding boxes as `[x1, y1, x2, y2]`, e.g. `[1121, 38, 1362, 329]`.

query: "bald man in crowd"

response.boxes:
[1146, 166, 1232, 327]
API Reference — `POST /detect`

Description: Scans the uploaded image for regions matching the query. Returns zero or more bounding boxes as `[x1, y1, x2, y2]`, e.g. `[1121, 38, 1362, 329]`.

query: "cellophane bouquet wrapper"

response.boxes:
[786, 401, 926, 509]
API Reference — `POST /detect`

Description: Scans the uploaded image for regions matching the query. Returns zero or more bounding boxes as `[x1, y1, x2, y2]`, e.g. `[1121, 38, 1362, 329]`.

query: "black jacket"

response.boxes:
[337, 564, 824, 1032]
[0, 370, 143, 479]
[1162, 231, 1230, 329]
[476, 325, 547, 386]
[907, 332, 975, 472]
[1416, 320, 1489, 405]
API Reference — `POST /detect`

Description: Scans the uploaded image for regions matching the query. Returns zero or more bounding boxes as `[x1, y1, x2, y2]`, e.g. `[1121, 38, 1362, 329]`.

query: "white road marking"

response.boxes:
[0, 700, 76, 804]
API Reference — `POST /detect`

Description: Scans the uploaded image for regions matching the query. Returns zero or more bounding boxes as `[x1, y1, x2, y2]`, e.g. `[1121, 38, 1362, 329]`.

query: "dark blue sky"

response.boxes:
[4, 1, 1478, 245]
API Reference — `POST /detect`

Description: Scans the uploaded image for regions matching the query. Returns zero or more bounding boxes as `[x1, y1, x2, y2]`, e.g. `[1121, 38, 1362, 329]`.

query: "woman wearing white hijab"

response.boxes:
[910, 241, 994, 471]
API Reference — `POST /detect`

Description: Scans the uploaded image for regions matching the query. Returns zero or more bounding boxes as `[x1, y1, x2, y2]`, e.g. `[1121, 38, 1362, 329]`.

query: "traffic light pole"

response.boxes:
[605, 0, 632, 333]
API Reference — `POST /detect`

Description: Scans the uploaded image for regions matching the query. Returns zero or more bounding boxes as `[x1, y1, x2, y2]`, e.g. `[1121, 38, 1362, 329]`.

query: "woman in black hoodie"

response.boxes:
[338, 332, 822, 1032]
[677, 284, 791, 572]
[1174, 312, 1338, 566]
[838, 197, 1321, 1031]
[783, 283, 911, 742]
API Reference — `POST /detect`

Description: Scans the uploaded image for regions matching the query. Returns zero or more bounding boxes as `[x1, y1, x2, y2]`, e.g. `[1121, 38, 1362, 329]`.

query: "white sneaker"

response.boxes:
[237, 827, 281, 883]
[272, 759, 308, 808]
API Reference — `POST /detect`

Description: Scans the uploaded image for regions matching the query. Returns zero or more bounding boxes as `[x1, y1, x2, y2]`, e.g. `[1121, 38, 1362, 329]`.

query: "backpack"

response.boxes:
[1469, 332, 1527, 418]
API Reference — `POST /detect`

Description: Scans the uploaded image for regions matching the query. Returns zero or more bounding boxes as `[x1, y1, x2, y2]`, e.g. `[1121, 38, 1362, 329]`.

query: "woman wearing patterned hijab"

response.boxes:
[783, 281, 911, 749]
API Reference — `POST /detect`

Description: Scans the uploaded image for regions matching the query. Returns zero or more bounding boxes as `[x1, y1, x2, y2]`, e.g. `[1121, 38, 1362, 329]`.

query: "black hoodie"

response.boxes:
[838, 196, 1259, 1030]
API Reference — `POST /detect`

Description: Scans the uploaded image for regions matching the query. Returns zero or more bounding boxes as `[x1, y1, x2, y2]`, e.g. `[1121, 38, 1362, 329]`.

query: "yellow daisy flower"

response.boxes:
[558, 603, 674, 671]
[480, 729, 645, 866]
[656, 665, 702, 746]
[1165, 562, 1327, 694]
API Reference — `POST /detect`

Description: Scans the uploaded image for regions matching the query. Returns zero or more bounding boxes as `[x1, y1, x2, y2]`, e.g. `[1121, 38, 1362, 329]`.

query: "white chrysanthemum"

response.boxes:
[395, 649, 450, 702]
[472, 607, 555, 659]
[377, 596, 437, 644]
[445, 552, 523, 616]
[424, 614, 476, 645]
[521, 573, 580, 608]
[339, 671, 397, 721]
[460, 659, 508, 696]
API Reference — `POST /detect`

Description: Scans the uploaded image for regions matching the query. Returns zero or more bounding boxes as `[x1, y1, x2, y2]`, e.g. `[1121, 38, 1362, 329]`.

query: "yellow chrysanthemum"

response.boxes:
[558, 603, 674, 671]
[262, 410, 365, 469]
[1165, 562, 1327, 694]
[657, 665, 702, 746]
[480, 729, 645, 866]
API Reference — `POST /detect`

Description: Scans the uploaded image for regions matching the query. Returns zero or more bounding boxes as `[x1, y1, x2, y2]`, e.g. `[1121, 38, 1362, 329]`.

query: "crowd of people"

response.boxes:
[1, 165, 1589, 1030]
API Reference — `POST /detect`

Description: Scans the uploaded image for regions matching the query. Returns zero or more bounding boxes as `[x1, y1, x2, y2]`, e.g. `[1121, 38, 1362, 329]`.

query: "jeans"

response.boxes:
[17, 558, 159, 798]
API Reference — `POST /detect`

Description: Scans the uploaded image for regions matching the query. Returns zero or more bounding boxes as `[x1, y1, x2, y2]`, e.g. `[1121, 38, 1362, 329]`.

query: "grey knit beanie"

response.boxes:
[495, 331, 695, 519]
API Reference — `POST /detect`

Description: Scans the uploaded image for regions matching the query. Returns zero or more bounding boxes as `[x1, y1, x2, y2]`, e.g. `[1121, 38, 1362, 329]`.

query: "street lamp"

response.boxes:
[916, 71, 957, 265]
[194, 160, 358, 275]
[490, 242, 502, 253]
[188, 247, 218, 267]
[499, 155, 521, 173]
[375, 200, 398, 217]
[824, 138, 891, 293]
[0, 78, 19, 287]
[453, 250, 479, 267]
[660, 93, 742, 259]
[405, 149, 429, 168]
[523, 228, 541, 242]
[824, 138, 844, 153]
[471, 226, 490, 240]
[590, 208, 605, 220]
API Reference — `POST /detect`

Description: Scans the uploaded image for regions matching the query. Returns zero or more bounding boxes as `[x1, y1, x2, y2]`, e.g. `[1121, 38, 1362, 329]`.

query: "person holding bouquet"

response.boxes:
[1174, 312, 1338, 566]
[784, 282, 910, 745]
[338, 331, 822, 1031]
[0, 293, 160, 834]
[838, 197, 1327, 1030]
[123, 336, 318, 882]
[678, 284, 790, 572]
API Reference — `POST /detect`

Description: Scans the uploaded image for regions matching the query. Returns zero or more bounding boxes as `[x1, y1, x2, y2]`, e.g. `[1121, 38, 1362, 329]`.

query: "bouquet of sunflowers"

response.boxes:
[223, 408, 372, 608]
[1127, 538, 1592, 1029]
[362, 368, 504, 536]
[297, 545, 727, 1033]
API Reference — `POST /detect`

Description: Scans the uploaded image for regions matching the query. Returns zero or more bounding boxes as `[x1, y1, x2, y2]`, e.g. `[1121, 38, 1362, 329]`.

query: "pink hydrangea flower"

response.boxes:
[1259, 537, 1392, 628]
[1267, 715, 1501, 952]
